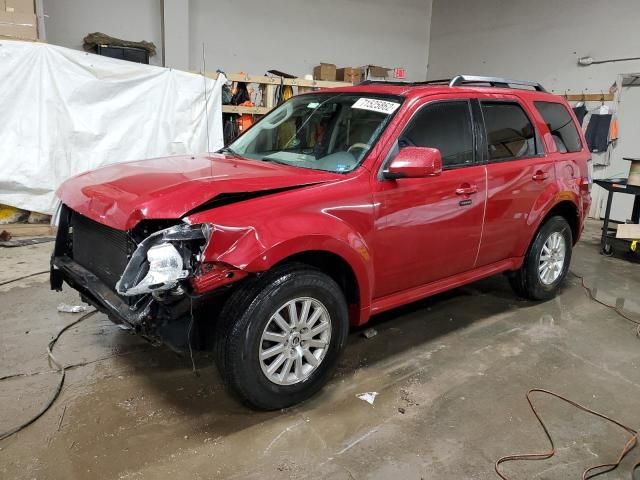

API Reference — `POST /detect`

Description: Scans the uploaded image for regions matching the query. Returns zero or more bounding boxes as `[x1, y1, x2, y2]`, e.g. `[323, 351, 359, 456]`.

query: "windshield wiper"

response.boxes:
[261, 157, 292, 166]
[219, 146, 239, 156]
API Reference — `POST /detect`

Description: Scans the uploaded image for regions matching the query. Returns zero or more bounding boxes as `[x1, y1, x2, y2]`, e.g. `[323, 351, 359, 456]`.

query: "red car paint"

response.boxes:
[56, 83, 591, 326]
[60, 154, 343, 231]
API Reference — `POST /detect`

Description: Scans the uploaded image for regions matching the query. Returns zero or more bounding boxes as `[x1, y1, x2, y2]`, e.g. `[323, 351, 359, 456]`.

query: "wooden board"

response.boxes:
[616, 223, 640, 240]
[560, 93, 615, 102]
[1, 223, 56, 237]
[222, 105, 270, 115]
[199, 71, 352, 89]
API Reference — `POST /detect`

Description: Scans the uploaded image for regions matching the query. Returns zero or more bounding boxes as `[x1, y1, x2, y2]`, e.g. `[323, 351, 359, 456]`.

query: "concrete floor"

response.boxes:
[1, 220, 639, 479]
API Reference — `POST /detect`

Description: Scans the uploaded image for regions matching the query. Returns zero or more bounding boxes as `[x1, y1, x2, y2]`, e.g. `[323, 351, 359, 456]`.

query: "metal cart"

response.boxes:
[594, 178, 640, 256]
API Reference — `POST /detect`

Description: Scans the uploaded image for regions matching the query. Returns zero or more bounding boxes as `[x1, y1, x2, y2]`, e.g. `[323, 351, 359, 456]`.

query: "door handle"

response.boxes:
[456, 184, 478, 195]
[532, 171, 549, 181]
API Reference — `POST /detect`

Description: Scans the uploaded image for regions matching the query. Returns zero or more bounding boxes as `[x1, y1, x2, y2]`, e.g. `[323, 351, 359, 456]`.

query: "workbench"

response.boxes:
[594, 178, 640, 256]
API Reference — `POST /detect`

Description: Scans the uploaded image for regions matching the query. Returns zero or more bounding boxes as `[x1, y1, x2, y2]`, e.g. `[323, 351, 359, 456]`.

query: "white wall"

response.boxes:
[162, 0, 189, 70]
[43, 0, 164, 66]
[43, 0, 432, 81]
[428, 0, 640, 91]
[428, 0, 640, 220]
[189, 0, 432, 81]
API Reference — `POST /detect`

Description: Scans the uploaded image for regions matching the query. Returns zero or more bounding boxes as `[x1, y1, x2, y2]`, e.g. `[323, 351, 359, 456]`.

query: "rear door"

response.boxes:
[474, 97, 555, 266]
[372, 97, 487, 298]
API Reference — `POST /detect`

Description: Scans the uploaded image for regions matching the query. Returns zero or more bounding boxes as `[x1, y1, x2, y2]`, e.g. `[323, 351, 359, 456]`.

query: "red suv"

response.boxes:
[51, 75, 591, 409]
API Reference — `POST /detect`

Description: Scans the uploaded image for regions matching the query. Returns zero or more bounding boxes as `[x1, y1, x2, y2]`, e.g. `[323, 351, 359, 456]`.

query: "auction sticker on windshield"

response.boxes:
[352, 98, 400, 115]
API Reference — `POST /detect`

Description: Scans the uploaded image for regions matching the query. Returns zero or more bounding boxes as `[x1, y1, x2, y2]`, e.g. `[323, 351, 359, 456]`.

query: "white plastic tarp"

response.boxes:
[0, 40, 225, 214]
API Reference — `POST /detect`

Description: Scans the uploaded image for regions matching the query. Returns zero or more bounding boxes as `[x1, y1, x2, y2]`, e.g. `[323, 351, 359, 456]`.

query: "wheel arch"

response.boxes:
[513, 198, 580, 268]
[242, 236, 372, 326]
[538, 200, 580, 245]
[273, 250, 363, 326]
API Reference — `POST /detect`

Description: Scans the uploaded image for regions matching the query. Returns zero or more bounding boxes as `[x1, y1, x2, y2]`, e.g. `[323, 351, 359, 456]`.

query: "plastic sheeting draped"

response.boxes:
[0, 40, 225, 214]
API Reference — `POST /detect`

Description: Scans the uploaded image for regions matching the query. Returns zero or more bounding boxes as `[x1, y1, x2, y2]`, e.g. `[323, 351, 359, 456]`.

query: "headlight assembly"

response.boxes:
[116, 223, 211, 297]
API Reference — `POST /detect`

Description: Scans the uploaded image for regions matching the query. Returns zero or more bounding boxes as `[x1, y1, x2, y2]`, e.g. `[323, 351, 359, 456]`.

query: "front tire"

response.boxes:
[509, 216, 573, 300]
[214, 264, 349, 410]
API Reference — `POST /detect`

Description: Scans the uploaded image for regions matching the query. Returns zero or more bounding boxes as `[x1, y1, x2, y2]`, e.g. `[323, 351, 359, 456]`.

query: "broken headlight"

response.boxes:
[116, 223, 211, 297]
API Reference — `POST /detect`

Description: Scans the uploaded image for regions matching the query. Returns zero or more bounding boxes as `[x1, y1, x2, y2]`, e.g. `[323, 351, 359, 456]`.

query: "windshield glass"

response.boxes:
[227, 93, 403, 173]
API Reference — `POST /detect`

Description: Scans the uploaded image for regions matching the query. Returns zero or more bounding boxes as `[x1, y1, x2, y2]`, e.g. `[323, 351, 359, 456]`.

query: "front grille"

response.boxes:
[71, 212, 132, 290]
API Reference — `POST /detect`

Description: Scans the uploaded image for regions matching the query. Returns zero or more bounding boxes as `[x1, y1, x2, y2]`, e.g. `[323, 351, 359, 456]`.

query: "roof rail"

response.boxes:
[359, 76, 547, 92]
[448, 75, 547, 92]
[359, 80, 408, 86]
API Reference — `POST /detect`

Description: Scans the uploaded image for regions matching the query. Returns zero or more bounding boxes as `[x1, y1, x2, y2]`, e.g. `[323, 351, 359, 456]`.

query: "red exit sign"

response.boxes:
[393, 67, 406, 79]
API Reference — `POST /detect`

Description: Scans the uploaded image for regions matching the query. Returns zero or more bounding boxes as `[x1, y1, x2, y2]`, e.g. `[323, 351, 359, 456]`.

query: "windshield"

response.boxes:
[226, 93, 403, 173]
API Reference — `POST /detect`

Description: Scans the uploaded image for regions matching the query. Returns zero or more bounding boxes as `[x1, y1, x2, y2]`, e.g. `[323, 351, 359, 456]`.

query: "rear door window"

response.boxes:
[400, 101, 475, 168]
[534, 101, 582, 153]
[481, 102, 538, 161]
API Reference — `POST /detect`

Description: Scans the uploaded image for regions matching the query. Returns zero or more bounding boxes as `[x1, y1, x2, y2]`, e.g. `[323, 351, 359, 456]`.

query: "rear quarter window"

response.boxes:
[534, 101, 582, 153]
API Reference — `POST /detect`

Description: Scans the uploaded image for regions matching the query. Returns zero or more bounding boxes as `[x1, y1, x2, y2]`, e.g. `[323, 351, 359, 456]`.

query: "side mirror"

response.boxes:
[383, 147, 443, 179]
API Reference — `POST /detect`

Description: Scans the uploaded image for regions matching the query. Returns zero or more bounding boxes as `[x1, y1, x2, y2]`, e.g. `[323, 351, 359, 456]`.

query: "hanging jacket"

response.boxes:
[573, 105, 587, 125]
[584, 113, 612, 153]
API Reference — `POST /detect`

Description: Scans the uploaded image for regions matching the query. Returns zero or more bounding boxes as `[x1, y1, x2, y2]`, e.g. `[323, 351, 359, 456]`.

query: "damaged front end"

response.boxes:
[50, 205, 239, 351]
[116, 223, 211, 297]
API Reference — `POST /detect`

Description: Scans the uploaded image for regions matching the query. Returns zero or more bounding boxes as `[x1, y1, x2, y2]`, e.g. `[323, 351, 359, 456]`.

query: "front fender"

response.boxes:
[196, 214, 374, 320]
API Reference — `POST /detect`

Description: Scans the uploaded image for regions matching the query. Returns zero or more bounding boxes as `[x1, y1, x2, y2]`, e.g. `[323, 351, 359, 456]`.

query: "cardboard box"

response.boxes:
[616, 223, 640, 240]
[336, 67, 362, 84]
[361, 64, 391, 80]
[4, 0, 35, 14]
[313, 63, 336, 81]
[0, 12, 37, 40]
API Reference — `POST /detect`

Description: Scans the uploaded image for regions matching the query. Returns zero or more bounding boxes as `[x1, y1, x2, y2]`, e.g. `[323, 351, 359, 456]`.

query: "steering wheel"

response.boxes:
[347, 143, 371, 154]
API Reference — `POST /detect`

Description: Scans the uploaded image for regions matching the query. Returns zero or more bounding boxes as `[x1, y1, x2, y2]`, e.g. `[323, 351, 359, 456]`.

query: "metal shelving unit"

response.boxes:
[201, 72, 353, 115]
[594, 178, 640, 256]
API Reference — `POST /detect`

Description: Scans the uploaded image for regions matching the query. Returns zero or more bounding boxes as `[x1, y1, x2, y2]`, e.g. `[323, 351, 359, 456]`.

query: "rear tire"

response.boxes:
[509, 216, 573, 301]
[214, 263, 349, 410]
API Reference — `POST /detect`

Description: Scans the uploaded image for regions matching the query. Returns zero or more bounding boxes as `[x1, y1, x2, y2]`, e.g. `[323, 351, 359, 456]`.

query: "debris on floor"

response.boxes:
[57, 303, 88, 314]
[356, 392, 378, 405]
[0, 236, 55, 248]
[400, 387, 420, 407]
[362, 328, 378, 339]
[0, 230, 11, 241]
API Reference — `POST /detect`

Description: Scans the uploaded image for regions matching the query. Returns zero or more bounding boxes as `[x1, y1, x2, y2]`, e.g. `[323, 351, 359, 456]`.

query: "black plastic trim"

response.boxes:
[52, 256, 153, 327]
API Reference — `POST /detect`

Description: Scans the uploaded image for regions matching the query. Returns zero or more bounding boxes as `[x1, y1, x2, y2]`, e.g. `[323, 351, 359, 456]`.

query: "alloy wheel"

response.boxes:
[539, 232, 566, 285]
[259, 297, 332, 386]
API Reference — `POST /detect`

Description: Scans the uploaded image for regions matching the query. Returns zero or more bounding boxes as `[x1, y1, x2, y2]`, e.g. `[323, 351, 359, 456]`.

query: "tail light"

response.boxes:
[578, 176, 592, 193]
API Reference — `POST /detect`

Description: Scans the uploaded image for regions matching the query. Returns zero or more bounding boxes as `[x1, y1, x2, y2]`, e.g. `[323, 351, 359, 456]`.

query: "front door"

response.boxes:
[372, 99, 487, 298]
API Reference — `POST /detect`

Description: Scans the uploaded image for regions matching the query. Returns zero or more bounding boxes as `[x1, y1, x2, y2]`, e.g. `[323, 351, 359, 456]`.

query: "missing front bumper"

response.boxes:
[51, 256, 228, 352]
[51, 256, 154, 328]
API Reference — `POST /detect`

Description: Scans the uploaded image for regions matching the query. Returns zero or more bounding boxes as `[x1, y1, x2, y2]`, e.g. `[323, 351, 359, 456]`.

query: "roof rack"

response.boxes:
[448, 75, 547, 92]
[359, 75, 547, 92]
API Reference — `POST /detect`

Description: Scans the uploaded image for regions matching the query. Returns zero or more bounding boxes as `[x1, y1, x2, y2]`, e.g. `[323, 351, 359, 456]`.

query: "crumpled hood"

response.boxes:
[57, 153, 342, 230]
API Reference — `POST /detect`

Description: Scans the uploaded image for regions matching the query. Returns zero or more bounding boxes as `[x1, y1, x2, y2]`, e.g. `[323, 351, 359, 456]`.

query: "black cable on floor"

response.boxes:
[0, 346, 153, 382]
[0, 270, 49, 287]
[0, 310, 97, 441]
